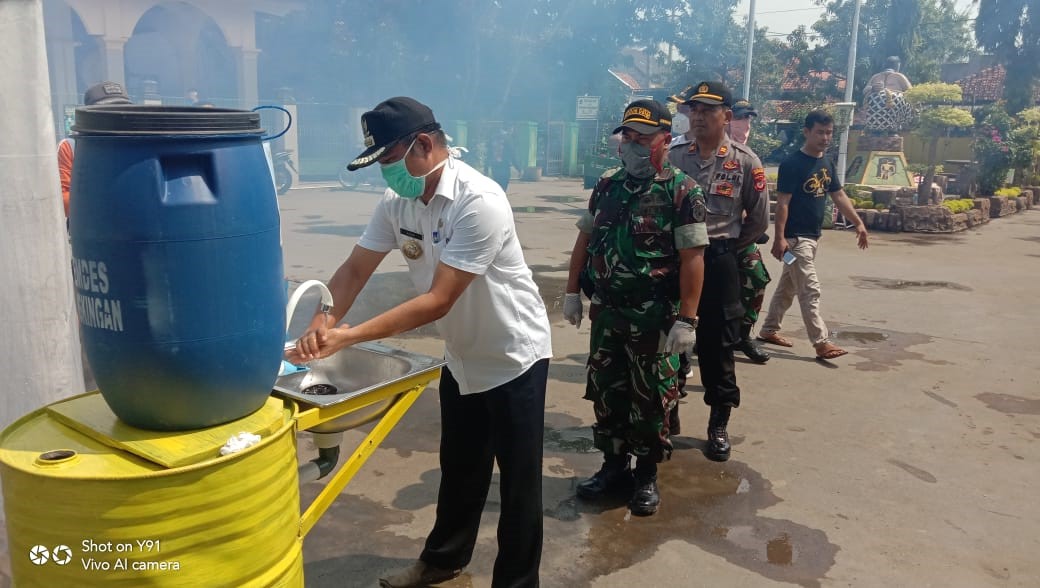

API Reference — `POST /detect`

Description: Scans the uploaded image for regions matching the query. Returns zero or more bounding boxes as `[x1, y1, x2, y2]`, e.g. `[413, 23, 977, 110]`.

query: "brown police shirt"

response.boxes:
[668, 134, 769, 247]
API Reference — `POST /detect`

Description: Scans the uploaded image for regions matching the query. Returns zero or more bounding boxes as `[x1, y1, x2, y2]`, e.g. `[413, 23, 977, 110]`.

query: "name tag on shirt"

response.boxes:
[710, 181, 734, 197]
[400, 228, 423, 240]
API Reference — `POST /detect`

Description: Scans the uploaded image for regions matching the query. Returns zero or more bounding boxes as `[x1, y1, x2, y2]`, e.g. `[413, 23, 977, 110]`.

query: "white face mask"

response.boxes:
[672, 113, 690, 135]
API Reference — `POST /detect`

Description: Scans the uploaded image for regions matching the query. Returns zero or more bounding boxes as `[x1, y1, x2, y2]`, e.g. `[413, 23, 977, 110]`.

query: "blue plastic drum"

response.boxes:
[69, 106, 285, 430]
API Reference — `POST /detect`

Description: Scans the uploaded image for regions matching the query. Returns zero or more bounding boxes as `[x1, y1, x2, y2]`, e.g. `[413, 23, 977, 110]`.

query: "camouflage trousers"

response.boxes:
[584, 302, 680, 463]
[738, 244, 771, 327]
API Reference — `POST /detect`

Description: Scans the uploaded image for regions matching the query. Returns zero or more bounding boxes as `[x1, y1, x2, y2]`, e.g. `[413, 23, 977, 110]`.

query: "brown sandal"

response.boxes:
[757, 332, 794, 347]
[815, 344, 848, 360]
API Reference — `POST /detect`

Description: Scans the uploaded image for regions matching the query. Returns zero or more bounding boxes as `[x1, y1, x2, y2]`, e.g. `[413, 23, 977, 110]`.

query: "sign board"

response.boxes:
[576, 96, 600, 120]
[63, 105, 77, 136]
[832, 102, 857, 129]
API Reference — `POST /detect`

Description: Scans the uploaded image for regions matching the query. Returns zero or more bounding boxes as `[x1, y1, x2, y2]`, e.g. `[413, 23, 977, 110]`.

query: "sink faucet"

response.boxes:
[285, 280, 334, 347]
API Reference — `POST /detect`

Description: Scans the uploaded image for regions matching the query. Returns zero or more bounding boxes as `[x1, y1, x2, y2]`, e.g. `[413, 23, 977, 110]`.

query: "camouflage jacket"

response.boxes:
[576, 165, 709, 304]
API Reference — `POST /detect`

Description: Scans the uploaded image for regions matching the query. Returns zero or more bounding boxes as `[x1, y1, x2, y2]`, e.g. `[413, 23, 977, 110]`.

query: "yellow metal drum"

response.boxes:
[0, 393, 302, 587]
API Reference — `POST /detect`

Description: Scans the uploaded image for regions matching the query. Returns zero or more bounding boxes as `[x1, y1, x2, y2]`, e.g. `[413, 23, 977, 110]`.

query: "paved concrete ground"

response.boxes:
[281, 177, 1039, 587]
[2, 175, 1037, 587]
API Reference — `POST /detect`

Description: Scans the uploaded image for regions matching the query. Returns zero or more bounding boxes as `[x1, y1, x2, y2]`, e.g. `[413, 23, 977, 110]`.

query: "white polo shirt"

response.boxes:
[358, 158, 552, 394]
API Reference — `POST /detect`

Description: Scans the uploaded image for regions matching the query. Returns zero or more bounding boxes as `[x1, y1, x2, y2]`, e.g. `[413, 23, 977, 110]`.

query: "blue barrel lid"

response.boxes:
[72, 105, 264, 136]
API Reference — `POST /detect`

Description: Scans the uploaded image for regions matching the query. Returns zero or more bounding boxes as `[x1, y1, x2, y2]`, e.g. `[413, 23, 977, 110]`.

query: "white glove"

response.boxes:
[664, 321, 697, 355]
[563, 293, 584, 328]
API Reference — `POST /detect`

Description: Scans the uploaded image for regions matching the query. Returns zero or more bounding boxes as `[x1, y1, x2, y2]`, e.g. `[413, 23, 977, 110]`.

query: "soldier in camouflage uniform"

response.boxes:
[736, 237, 772, 363]
[563, 99, 708, 517]
[728, 99, 772, 364]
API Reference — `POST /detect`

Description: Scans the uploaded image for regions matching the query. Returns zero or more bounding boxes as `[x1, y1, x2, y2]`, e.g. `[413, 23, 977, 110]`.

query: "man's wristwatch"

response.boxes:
[675, 315, 699, 328]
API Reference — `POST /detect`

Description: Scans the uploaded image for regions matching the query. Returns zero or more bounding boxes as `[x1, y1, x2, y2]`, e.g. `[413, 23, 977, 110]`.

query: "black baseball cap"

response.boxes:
[684, 81, 733, 107]
[348, 97, 441, 170]
[667, 85, 694, 105]
[83, 82, 130, 106]
[612, 99, 672, 135]
[732, 99, 758, 118]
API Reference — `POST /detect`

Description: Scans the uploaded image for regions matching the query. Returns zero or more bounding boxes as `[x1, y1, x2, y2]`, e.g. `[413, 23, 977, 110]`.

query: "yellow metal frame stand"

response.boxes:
[293, 369, 439, 538]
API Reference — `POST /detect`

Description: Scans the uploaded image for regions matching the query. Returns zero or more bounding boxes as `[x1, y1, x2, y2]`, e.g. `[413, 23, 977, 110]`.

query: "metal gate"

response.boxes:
[539, 121, 566, 177]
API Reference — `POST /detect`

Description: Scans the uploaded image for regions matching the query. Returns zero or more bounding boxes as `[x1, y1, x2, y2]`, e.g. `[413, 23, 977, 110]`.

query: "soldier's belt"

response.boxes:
[706, 238, 736, 256]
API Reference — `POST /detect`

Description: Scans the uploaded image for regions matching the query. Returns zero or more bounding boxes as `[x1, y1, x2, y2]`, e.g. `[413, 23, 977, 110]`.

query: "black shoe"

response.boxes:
[706, 406, 732, 462]
[379, 561, 463, 588]
[737, 338, 771, 363]
[577, 455, 632, 499]
[738, 324, 770, 363]
[629, 459, 660, 516]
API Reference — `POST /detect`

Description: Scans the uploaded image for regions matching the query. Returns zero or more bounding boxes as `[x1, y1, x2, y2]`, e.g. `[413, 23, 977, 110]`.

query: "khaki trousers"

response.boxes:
[760, 237, 830, 346]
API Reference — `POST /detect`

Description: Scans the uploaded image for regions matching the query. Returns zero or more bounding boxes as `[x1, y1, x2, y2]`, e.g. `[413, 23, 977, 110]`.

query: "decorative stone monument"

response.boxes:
[846, 56, 916, 188]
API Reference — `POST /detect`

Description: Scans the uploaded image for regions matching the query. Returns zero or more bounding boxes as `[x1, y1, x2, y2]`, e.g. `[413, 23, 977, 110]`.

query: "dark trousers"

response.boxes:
[695, 243, 742, 408]
[420, 358, 548, 588]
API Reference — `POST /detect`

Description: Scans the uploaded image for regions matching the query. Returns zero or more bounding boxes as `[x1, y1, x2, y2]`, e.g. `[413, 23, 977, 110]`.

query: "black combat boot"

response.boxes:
[629, 458, 660, 516]
[736, 324, 770, 364]
[706, 406, 732, 462]
[577, 454, 632, 499]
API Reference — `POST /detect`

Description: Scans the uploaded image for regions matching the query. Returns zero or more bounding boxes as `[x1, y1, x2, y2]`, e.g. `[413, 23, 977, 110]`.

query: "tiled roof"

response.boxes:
[608, 69, 643, 91]
[761, 100, 802, 120]
[780, 59, 847, 94]
[955, 63, 1040, 103]
[957, 64, 1006, 102]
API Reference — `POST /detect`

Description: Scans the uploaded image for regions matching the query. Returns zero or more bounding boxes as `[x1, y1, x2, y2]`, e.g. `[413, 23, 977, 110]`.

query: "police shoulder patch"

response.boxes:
[752, 167, 767, 192]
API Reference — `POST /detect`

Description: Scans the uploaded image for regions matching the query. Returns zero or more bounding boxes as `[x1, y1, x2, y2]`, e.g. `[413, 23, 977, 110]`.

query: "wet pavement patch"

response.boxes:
[887, 459, 938, 483]
[850, 276, 972, 292]
[975, 393, 1040, 415]
[829, 323, 950, 372]
[924, 390, 958, 409]
[544, 426, 597, 453]
[886, 235, 967, 247]
[543, 449, 839, 587]
[833, 330, 889, 344]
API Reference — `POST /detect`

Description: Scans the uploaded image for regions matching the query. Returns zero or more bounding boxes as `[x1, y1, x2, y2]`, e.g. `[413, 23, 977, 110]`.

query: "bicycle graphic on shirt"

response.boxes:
[802, 167, 832, 197]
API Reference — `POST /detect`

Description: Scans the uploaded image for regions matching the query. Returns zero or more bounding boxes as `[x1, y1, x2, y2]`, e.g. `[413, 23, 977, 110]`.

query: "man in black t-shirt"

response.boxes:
[756, 110, 869, 361]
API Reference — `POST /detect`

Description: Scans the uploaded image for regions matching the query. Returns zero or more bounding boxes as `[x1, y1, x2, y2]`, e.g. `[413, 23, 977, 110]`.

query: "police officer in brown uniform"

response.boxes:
[667, 81, 769, 461]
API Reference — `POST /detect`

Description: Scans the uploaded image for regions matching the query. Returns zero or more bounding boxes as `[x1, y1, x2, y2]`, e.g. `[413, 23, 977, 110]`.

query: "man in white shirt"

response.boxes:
[287, 96, 552, 588]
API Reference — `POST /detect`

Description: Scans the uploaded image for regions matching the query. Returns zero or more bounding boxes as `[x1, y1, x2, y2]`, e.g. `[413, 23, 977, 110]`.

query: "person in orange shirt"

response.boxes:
[58, 82, 131, 217]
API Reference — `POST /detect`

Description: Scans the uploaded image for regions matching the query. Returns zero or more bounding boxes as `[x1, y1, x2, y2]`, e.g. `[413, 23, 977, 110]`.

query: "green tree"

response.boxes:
[810, 0, 975, 101]
[904, 83, 973, 202]
[974, 0, 1040, 114]
[972, 104, 1015, 194]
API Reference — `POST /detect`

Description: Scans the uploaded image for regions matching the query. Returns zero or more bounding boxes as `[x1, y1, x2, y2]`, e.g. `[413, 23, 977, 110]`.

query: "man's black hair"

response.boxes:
[804, 109, 834, 129]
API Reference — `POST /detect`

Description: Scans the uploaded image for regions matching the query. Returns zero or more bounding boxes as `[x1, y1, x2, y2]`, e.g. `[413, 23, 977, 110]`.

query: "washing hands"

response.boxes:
[285, 313, 353, 363]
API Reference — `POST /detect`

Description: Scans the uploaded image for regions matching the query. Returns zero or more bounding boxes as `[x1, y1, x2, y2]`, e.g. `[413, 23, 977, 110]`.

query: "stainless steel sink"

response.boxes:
[273, 342, 445, 433]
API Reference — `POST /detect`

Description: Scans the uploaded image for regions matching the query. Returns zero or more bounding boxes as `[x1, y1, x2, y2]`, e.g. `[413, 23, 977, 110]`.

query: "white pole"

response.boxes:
[0, 0, 85, 429]
[837, 0, 862, 184]
[742, 0, 756, 100]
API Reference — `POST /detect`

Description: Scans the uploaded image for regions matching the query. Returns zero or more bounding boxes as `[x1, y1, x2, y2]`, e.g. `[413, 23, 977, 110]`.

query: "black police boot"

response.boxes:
[576, 454, 632, 499]
[629, 458, 660, 516]
[706, 406, 732, 462]
[737, 324, 771, 364]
